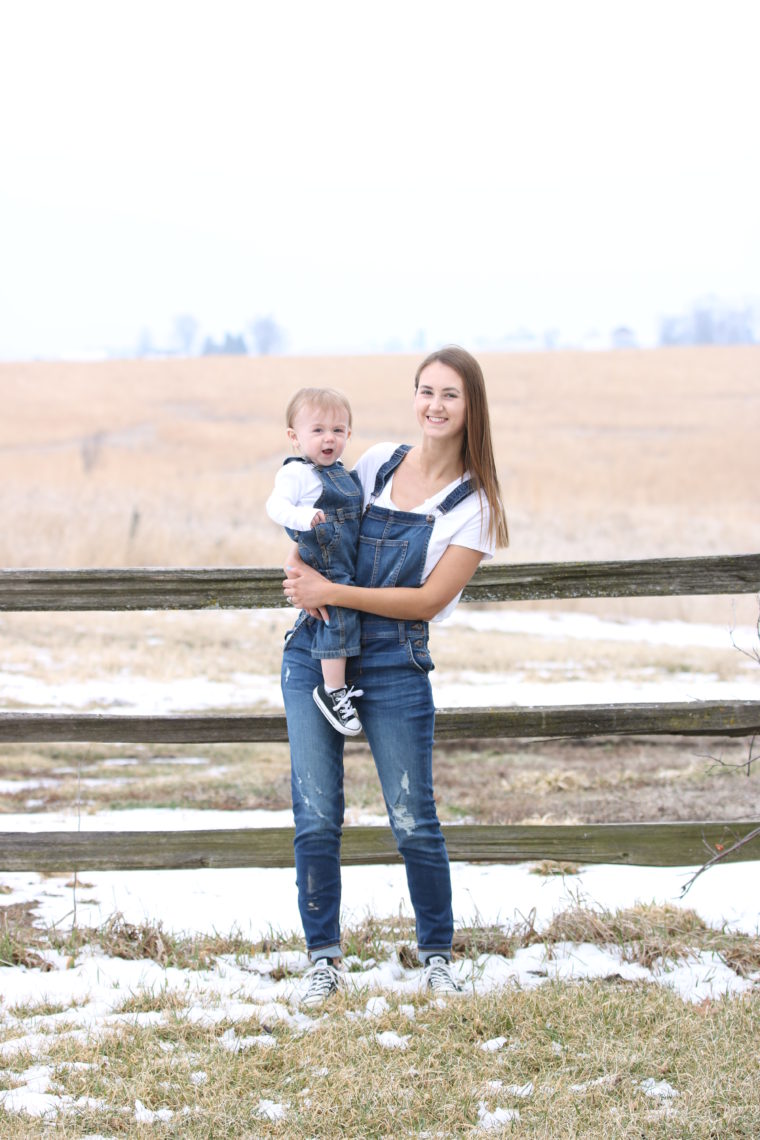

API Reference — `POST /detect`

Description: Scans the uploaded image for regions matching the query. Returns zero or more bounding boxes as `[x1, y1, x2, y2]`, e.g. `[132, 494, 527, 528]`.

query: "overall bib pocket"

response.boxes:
[357, 536, 409, 587]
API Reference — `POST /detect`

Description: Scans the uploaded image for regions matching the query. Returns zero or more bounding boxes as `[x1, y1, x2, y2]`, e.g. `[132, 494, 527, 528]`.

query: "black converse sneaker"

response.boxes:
[298, 958, 343, 1007]
[423, 956, 464, 995]
[313, 684, 364, 736]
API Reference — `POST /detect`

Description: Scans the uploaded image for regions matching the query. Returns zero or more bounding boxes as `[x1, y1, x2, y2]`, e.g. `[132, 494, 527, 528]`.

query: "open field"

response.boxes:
[0, 349, 758, 1133]
[0, 604, 758, 826]
[0, 345, 757, 839]
[0, 346, 758, 832]
[1, 347, 758, 597]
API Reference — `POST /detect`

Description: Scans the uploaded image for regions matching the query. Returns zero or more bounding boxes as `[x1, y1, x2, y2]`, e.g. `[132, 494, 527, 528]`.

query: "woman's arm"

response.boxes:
[283, 544, 483, 622]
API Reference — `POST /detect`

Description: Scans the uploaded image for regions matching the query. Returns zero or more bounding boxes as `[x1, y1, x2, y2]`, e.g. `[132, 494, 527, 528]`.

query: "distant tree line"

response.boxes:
[200, 316, 284, 356]
[201, 332, 249, 356]
[134, 314, 285, 358]
[659, 300, 755, 347]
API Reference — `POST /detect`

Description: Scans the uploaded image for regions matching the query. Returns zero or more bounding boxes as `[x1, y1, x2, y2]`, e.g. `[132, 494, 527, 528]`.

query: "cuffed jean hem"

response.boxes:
[308, 943, 342, 963]
[418, 948, 452, 964]
[311, 646, 362, 660]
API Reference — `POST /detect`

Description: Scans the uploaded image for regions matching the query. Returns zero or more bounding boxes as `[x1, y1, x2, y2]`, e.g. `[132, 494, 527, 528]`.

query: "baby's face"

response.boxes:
[288, 402, 351, 466]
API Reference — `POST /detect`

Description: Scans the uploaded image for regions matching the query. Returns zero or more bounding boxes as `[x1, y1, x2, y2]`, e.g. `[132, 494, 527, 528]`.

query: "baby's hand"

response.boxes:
[310, 510, 326, 527]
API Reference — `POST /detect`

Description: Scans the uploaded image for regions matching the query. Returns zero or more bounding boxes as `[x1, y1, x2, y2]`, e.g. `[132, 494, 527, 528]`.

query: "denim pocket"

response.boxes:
[295, 537, 320, 572]
[283, 610, 308, 648]
[322, 465, 362, 501]
[357, 536, 409, 587]
[314, 520, 338, 561]
[405, 638, 434, 674]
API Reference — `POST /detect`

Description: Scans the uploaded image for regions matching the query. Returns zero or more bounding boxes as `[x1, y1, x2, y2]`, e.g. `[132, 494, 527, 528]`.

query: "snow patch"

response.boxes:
[477, 1102, 521, 1129]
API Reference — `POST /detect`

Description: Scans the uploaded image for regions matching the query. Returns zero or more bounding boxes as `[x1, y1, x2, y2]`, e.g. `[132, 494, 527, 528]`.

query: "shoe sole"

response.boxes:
[312, 691, 362, 736]
[299, 989, 339, 1007]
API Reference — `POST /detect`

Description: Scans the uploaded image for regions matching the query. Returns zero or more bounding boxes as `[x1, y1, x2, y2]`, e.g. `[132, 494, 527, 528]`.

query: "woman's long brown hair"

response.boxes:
[414, 346, 509, 548]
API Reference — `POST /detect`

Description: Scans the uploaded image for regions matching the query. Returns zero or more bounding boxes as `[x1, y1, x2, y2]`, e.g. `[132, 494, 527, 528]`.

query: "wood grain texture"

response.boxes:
[0, 702, 757, 743]
[1, 821, 758, 872]
[1, 697, 756, 743]
[0, 554, 758, 610]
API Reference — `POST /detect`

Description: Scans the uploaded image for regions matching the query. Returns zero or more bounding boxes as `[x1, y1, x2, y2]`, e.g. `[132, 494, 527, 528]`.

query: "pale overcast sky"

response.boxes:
[1, 0, 758, 358]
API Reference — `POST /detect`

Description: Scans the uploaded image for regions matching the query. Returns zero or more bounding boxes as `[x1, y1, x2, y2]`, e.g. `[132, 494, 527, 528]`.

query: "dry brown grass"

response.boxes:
[51, 913, 259, 971]
[1, 904, 759, 1137]
[0, 593, 756, 825]
[8, 897, 760, 984]
[2, 729, 758, 825]
[0, 902, 50, 970]
[34, 986, 757, 1138]
[1, 348, 758, 612]
[529, 860, 582, 877]
[540, 903, 760, 973]
[447, 902, 760, 974]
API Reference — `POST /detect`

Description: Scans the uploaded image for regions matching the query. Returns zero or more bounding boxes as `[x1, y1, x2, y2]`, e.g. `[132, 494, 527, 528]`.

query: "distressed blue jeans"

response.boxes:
[281, 615, 453, 963]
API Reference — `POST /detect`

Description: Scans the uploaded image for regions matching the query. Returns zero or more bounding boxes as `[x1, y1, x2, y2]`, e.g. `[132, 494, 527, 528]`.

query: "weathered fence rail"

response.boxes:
[2, 822, 758, 873]
[0, 701, 759, 744]
[1, 553, 759, 872]
[0, 553, 758, 609]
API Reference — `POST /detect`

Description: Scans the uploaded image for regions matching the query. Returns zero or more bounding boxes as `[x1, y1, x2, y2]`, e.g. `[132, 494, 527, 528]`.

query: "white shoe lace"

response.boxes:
[333, 686, 363, 717]
[300, 958, 342, 1006]
[424, 955, 463, 994]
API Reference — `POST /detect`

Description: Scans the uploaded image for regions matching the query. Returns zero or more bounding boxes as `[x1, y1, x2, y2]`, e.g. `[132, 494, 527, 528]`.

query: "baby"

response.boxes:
[266, 387, 364, 735]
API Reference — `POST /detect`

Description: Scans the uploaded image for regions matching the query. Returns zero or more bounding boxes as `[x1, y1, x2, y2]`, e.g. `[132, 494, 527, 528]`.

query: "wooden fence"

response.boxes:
[1, 552, 759, 873]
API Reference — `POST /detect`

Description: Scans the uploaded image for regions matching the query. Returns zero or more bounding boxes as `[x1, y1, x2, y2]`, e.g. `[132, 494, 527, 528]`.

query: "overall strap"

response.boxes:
[436, 478, 475, 515]
[369, 444, 412, 499]
[283, 456, 308, 466]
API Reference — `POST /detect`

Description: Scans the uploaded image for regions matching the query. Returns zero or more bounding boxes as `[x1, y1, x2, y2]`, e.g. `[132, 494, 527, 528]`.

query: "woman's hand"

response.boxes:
[283, 557, 331, 623]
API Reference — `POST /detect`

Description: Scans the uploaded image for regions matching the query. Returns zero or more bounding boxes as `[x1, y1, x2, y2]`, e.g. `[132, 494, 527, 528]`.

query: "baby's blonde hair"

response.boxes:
[286, 387, 353, 430]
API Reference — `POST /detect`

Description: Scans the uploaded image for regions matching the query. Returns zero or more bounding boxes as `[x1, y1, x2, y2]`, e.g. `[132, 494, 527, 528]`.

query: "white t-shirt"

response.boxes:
[265, 462, 323, 532]
[353, 442, 495, 622]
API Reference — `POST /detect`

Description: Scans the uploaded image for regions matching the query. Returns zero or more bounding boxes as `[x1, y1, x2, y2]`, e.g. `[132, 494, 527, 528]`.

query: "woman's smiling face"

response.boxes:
[414, 361, 467, 441]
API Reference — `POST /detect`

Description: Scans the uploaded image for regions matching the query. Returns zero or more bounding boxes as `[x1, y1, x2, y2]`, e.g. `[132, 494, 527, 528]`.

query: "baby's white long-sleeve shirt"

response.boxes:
[265, 462, 324, 532]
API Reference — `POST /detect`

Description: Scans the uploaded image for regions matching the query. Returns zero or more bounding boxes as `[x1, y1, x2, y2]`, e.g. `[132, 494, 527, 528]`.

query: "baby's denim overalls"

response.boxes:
[281, 445, 475, 962]
[283, 456, 363, 660]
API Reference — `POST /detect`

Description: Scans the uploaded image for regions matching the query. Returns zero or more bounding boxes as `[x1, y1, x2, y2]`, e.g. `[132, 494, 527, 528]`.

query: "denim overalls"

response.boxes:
[281, 445, 475, 963]
[283, 456, 363, 660]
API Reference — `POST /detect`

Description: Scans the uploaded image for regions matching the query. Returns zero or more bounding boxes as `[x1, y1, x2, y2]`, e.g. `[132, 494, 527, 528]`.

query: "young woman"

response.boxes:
[281, 346, 509, 1004]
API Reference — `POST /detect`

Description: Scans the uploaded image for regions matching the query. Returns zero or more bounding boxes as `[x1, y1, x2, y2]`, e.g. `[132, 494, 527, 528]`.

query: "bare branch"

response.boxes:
[686, 598, 760, 888]
[680, 824, 760, 895]
[701, 733, 760, 778]
[728, 594, 760, 665]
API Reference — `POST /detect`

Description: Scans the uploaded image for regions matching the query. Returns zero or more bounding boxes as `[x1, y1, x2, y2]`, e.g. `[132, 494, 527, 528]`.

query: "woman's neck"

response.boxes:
[390, 439, 464, 509]
[414, 437, 465, 482]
